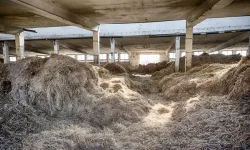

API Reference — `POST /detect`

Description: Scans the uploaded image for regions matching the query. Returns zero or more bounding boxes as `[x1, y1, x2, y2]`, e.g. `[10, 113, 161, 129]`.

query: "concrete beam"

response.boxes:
[53, 40, 59, 54]
[93, 28, 100, 65]
[207, 32, 250, 53]
[185, 24, 193, 70]
[187, 0, 235, 27]
[9, 0, 99, 31]
[59, 42, 86, 54]
[166, 38, 175, 54]
[115, 40, 131, 56]
[175, 37, 181, 72]
[2, 41, 10, 64]
[110, 38, 115, 63]
[15, 31, 25, 60]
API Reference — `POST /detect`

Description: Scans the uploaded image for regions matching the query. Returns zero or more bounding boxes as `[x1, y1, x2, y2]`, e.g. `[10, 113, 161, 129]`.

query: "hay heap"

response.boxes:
[0, 54, 150, 149]
[130, 61, 171, 74]
[151, 53, 241, 79]
[1, 53, 250, 150]
[205, 55, 250, 100]
[104, 62, 127, 74]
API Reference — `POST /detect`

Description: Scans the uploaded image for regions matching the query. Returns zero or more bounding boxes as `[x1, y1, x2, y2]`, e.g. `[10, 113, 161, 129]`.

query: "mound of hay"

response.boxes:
[104, 63, 127, 74]
[151, 54, 241, 80]
[130, 61, 171, 74]
[205, 58, 250, 100]
[151, 62, 175, 80]
[0, 54, 151, 149]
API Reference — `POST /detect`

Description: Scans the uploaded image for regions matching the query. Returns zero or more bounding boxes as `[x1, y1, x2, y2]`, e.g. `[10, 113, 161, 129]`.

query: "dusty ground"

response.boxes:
[0, 55, 250, 149]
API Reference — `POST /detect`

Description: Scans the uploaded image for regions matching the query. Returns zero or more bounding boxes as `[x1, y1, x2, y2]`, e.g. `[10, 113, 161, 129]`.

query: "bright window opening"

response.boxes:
[236, 50, 247, 56]
[87, 55, 94, 61]
[181, 52, 186, 57]
[169, 53, 175, 59]
[140, 54, 160, 65]
[120, 53, 129, 61]
[99, 54, 107, 60]
[194, 52, 203, 56]
[222, 51, 232, 55]
[10, 57, 16, 62]
[109, 53, 118, 60]
[37, 55, 47, 58]
[68, 55, 76, 59]
[210, 51, 219, 55]
[77, 55, 85, 61]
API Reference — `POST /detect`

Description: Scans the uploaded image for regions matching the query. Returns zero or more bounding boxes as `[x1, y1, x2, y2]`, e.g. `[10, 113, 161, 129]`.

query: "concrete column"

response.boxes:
[129, 52, 139, 67]
[107, 53, 110, 63]
[93, 27, 100, 66]
[2, 41, 10, 64]
[232, 50, 236, 55]
[15, 31, 25, 60]
[110, 38, 115, 63]
[74, 55, 77, 60]
[53, 40, 59, 54]
[175, 36, 180, 72]
[118, 53, 121, 63]
[85, 54, 87, 63]
[185, 23, 193, 70]
[248, 36, 250, 55]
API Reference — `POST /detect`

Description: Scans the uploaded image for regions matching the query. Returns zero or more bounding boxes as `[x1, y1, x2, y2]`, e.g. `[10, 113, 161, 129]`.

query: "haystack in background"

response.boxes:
[104, 63, 127, 75]
[151, 53, 241, 80]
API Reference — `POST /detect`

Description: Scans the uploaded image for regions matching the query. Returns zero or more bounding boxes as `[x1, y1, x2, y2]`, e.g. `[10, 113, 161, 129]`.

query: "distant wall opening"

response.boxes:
[139, 54, 160, 65]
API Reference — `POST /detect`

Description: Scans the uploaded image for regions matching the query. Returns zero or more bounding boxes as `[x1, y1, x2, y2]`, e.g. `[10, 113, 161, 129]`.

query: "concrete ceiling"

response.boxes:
[0, 0, 250, 32]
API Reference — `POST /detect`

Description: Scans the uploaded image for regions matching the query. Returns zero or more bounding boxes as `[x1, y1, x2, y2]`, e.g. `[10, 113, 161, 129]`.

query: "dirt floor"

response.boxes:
[0, 54, 250, 149]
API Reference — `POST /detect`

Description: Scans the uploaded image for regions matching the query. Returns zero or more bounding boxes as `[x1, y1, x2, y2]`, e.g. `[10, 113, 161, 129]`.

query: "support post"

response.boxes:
[53, 40, 59, 54]
[110, 38, 115, 63]
[107, 53, 110, 63]
[85, 54, 87, 63]
[185, 23, 193, 71]
[2, 41, 10, 64]
[15, 31, 25, 60]
[118, 52, 120, 63]
[175, 36, 180, 72]
[93, 26, 100, 66]
[248, 36, 250, 55]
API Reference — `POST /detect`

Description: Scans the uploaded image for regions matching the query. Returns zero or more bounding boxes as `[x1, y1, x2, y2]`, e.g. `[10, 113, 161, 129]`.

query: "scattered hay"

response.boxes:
[104, 63, 127, 75]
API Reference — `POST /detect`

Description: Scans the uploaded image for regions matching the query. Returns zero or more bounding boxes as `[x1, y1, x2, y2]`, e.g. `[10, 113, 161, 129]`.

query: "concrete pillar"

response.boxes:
[110, 38, 115, 63]
[107, 53, 110, 63]
[53, 40, 59, 54]
[85, 54, 87, 63]
[118, 53, 121, 63]
[175, 36, 180, 72]
[129, 52, 139, 67]
[185, 23, 193, 70]
[2, 41, 10, 64]
[15, 31, 25, 60]
[248, 36, 250, 55]
[232, 50, 236, 55]
[93, 27, 100, 66]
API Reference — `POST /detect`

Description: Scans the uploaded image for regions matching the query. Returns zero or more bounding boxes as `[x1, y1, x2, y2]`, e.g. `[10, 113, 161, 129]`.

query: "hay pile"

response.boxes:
[129, 61, 171, 74]
[0, 54, 150, 149]
[104, 63, 127, 75]
[151, 53, 241, 79]
[204, 55, 250, 100]
[1, 53, 250, 150]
